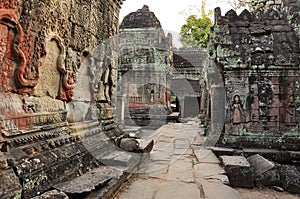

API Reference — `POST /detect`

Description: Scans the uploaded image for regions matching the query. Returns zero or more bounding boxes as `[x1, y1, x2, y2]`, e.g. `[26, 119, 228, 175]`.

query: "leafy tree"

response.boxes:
[180, 15, 213, 48]
[179, 0, 213, 48]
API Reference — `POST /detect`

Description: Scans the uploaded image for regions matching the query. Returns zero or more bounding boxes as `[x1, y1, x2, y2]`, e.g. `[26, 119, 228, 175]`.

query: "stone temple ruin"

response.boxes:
[208, 0, 300, 151]
[117, 5, 173, 128]
[0, 0, 299, 198]
[205, 0, 300, 193]
[117, 6, 209, 126]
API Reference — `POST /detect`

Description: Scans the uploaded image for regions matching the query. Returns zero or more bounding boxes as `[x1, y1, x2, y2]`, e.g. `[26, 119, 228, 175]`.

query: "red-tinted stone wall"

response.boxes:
[0, 0, 124, 198]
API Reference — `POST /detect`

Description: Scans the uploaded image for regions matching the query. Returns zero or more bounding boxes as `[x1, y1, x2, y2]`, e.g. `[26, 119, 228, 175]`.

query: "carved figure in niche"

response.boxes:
[246, 84, 259, 122]
[285, 87, 296, 124]
[102, 62, 111, 103]
[86, 55, 97, 104]
[258, 78, 273, 120]
[0, 10, 35, 92]
[57, 48, 78, 101]
[232, 95, 243, 125]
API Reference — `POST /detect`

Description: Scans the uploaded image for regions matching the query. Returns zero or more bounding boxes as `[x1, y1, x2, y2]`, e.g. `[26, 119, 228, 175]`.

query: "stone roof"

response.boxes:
[171, 79, 200, 93]
[173, 49, 208, 68]
[120, 5, 162, 29]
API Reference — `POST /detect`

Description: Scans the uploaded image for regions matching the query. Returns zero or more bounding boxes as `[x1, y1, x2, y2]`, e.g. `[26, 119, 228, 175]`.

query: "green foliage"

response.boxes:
[179, 14, 213, 48]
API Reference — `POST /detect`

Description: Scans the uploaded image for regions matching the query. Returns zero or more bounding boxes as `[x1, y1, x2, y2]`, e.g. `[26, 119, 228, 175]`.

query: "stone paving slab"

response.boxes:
[174, 138, 191, 149]
[152, 142, 174, 152]
[194, 161, 229, 185]
[116, 122, 237, 199]
[201, 181, 241, 199]
[149, 150, 172, 162]
[138, 157, 169, 175]
[174, 148, 193, 155]
[195, 149, 220, 164]
[194, 163, 226, 178]
[167, 157, 194, 183]
[117, 179, 160, 199]
[155, 181, 201, 199]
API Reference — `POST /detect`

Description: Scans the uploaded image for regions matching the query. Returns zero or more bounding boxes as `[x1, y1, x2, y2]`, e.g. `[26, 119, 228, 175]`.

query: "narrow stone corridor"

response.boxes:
[115, 120, 300, 199]
[115, 119, 240, 199]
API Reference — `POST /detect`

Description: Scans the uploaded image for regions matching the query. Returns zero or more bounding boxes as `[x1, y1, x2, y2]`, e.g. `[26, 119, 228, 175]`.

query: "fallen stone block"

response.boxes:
[119, 138, 139, 152]
[247, 154, 281, 187]
[247, 154, 275, 176]
[255, 167, 281, 188]
[52, 167, 112, 195]
[97, 150, 142, 169]
[279, 165, 300, 194]
[220, 155, 254, 188]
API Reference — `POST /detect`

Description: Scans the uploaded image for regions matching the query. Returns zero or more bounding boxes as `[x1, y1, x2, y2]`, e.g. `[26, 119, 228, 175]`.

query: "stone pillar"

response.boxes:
[206, 85, 225, 144]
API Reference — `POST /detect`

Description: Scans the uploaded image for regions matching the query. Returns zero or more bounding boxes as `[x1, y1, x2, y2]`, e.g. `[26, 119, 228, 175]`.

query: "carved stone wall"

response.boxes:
[0, 0, 124, 198]
[209, 0, 300, 150]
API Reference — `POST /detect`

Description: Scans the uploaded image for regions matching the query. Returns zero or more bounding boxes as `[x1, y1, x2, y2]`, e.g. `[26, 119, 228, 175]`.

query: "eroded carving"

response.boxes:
[0, 10, 33, 91]
[232, 95, 243, 125]
[57, 48, 79, 101]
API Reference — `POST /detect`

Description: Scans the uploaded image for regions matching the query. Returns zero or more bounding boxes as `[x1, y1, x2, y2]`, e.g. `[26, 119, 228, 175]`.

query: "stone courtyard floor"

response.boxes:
[114, 119, 300, 199]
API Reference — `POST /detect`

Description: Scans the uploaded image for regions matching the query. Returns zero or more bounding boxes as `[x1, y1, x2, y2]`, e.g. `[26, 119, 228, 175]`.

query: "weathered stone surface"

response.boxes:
[119, 138, 139, 152]
[279, 165, 300, 193]
[208, 0, 300, 150]
[118, 179, 159, 199]
[120, 5, 162, 29]
[194, 163, 229, 185]
[255, 167, 281, 188]
[246, 153, 281, 188]
[247, 154, 275, 176]
[167, 157, 194, 183]
[0, 169, 22, 199]
[201, 181, 241, 199]
[98, 150, 142, 168]
[53, 167, 112, 194]
[195, 149, 220, 164]
[220, 155, 255, 188]
[31, 190, 69, 199]
[155, 181, 201, 199]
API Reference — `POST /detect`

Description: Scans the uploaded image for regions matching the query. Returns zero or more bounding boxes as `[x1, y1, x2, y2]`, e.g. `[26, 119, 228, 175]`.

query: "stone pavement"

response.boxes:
[115, 119, 241, 199]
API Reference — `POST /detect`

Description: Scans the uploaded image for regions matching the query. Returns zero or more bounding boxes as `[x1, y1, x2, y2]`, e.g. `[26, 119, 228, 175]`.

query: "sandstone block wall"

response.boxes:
[208, 0, 300, 150]
[0, 0, 124, 198]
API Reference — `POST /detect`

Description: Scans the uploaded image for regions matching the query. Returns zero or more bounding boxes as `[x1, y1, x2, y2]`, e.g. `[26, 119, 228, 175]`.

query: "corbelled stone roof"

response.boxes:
[120, 5, 162, 29]
[173, 49, 208, 68]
